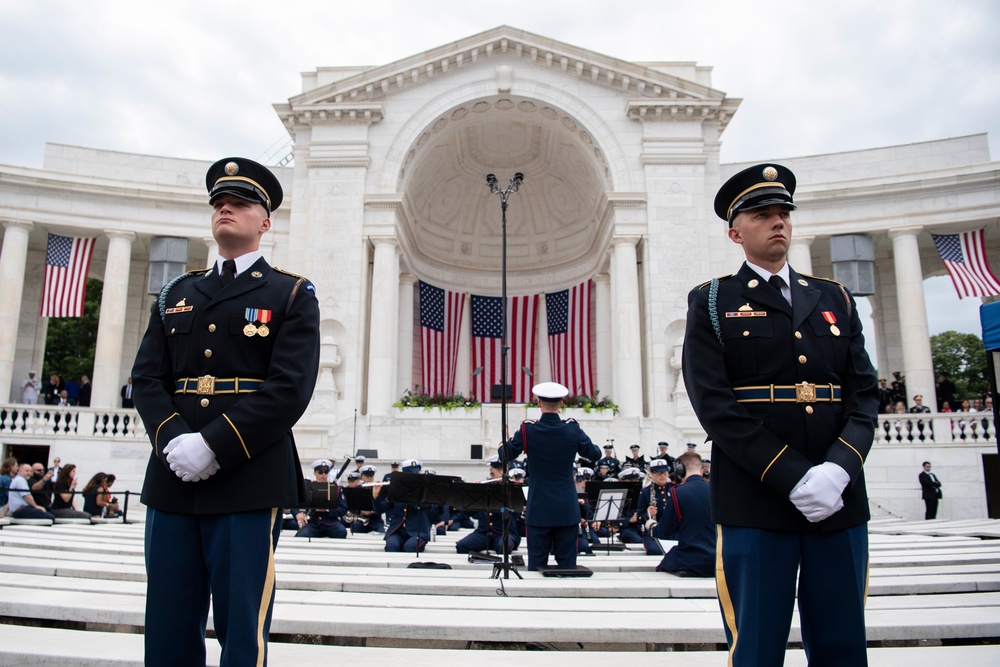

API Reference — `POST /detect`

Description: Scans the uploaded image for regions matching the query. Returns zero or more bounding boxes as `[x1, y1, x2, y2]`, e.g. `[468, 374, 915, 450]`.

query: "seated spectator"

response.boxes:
[81, 472, 112, 518]
[103, 473, 121, 518]
[51, 464, 93, 520]
[0, 457, 17, 517]
[29, 462, 54, 513]
[8, 463, 55, 521]
[645, 451, 715, 577]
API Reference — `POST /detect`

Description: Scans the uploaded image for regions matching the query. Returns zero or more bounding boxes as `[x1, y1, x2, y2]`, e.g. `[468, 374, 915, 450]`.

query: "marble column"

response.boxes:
[366, 238, 399, 416]
[536, 293, 551, 384]
[788, 235, 814, 275]
[203, 236, 219, 270]
[593, 273, 612, 397]
[612, 238, 643, 417]
[397, 274, 416, 396]
[889, 227, 936, 407]
[92, 231, 136, 408]
[455, 294, 471, 397]
[0, 221, 32, 401]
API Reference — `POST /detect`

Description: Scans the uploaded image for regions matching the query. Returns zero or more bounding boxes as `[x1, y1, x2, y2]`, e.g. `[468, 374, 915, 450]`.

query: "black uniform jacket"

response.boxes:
[500, 413, 601, 526]
[919, 471, 943, 500]
[682, 263, 878, 532]
[132, 257, 320, 515]
[653, 475, 715, 577]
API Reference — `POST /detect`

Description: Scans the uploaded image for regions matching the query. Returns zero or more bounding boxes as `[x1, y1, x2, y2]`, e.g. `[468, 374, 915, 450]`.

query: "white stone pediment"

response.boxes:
[276, 25, 737, 130]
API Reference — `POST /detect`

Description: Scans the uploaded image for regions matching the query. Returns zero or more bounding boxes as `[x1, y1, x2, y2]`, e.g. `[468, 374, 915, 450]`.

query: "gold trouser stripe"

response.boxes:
[715, 525, 738, 667]
[223, 413, 251, 459]
[839, 437, 865, 465]
[255, 508, 278, 667]
[154, 413, 180, 455]
[864, 544, 870, 606]
[760, 445, 787, 482]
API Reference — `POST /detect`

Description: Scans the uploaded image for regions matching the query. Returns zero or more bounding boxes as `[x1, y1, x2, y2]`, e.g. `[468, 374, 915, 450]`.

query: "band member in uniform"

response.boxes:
[500, 382, 601, 571]
[637, 459, 674, 555]
[132, 157, 320, 666]
[596, 445, 621, 478]
[646, 451, 715, 577]
[683, 163, 878, 665]
[624, 444, 647, 471]
[384, 459, 431, 552]
[352, 464, 386, 533]
[295, 460, 348, 538]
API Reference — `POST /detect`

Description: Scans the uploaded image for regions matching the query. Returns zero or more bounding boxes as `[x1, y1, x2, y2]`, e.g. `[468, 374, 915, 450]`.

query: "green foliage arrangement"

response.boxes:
[392, 387, 481, 411]
[930, 330, 988, 401]
[43, 277, 102, 381]
[561, 392, 619, 414]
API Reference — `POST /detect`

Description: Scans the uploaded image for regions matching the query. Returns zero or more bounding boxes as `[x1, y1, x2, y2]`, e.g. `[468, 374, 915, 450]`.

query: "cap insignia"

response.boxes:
[224, 161, 239, 176]
[748, 279, 759, 288]
[762, 166, 778, 181]
[798, 278, 808, 286]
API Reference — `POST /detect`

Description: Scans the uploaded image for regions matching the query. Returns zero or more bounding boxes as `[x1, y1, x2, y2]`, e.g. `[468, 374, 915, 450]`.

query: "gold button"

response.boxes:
[200, 398, 210, 408]
[795, 331, 802, 339]
[743, 331, 749, 337]
[805, 405, 814, 414]
[204, 349, 213, 358]
[798, 355, 807, 364]
[208, 324, 216, 332]
[170, 328, 176, 334]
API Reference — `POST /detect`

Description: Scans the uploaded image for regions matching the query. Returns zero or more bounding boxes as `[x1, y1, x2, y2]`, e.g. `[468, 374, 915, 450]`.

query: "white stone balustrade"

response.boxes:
[876, 411, 996, 446]
[0, 404, 146, 440]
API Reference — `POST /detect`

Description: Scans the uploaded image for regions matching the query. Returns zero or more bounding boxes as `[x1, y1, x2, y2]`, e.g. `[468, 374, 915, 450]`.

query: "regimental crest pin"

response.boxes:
[224, 161, 239, 175]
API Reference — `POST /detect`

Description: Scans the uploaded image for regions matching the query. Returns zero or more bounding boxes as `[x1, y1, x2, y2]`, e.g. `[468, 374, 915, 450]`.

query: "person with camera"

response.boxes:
[645, 451, 715, 577]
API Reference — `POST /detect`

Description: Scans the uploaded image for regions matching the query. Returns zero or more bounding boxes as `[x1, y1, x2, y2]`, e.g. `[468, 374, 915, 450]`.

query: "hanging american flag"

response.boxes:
[471, 293, 538, 403]
[931, 229, 1000, 298]
[41, 234, 96, 318]
[419, 281, 464, 396]
[547, 280, 594, 397]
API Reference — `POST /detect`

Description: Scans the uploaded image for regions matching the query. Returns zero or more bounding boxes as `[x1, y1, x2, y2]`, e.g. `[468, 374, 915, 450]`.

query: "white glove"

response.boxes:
[789, 461, 850, 523]
[166, 433, 220, 482]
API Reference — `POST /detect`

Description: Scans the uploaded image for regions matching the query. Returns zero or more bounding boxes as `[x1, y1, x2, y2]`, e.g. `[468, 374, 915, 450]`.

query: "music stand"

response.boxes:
[387, 472, 460, 558]
[585, 481, 641, 552]
[448, 481, 526, 574]
[342, 485, 375, 531]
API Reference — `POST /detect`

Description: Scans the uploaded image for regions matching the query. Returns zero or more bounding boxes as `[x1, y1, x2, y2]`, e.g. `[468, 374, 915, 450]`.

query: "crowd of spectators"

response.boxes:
[877, 369, 994, 441]
[0, 455, 121, 522]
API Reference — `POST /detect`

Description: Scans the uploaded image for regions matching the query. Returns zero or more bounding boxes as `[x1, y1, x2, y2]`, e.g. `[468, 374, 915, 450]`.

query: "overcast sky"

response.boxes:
[2, 0, 997, 367]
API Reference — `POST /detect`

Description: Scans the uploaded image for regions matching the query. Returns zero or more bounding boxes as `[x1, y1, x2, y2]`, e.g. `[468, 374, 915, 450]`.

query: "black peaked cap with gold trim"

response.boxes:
[206, 157, 283, 214]
[714, 163, 796, 226]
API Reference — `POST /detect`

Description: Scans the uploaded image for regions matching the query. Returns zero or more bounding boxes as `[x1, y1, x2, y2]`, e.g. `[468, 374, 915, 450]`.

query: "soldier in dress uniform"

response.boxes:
[384, 459, 431, 552]
[623, 444, 647, 471]
[455, 461, 520, 554]
[655, 442, 676, 476]
[132, 157, 320, 666]
[383, 461, 399, 483]
[637, 458, 674, 555]
[683, 163, 878, 665]
[351, 464, 386, 533]
[499, 382, 601, 571]
[646, 451, 715, 577]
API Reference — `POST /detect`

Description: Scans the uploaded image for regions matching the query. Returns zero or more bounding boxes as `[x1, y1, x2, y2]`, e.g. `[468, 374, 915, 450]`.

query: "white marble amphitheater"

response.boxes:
[0, 25, 998, 520]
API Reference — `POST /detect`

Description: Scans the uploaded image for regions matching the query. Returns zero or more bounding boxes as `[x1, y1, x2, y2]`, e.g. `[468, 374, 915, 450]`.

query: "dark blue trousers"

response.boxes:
[717, 524, 869, 667]
[144, 508, 281, 667]
[384, 531, 425, 552]
[526, 524, 578, 571]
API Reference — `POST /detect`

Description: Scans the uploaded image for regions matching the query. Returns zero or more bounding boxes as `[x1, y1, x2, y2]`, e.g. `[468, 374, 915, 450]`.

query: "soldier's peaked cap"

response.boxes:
[715, 163, 796, 226]
[532, 381, 568, 401]
[206, 157, 283, 214]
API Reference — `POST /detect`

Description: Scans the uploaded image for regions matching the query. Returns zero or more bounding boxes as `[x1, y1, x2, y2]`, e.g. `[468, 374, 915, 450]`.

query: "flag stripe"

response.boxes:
[419, 281, 464, 396]
[932, 229, 1000, 299]
[547, 280, 593, 396]
[40, 235, 96, 318]
[471, 294, 538, 403]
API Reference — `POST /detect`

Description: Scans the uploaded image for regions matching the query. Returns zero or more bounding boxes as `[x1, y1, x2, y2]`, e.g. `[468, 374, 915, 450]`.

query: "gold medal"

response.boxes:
[244, 323, 258, 337]
[830, 324, 840, 336]
[257, 324, 270, 337]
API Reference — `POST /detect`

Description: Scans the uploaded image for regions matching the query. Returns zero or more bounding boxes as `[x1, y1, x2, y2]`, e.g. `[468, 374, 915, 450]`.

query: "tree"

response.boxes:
[43, 277, 102, 381]
[930, 330, 988, 402]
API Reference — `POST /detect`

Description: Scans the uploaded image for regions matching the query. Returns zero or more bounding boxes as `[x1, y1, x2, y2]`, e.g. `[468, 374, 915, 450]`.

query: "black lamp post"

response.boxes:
[486, 171, 523, 580]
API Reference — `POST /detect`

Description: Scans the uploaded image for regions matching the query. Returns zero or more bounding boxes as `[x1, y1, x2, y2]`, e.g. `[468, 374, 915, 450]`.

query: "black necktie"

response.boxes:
[769, 275, 789, 304]
[221, 259, 236, 287]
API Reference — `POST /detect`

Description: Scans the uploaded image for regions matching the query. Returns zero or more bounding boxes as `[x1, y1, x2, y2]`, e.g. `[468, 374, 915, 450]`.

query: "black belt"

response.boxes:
[175, 376, 263, 395]
[734, 383, 841, 403]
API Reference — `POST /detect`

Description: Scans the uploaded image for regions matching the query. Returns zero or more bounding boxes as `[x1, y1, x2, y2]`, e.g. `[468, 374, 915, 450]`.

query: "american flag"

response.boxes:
[471, 294, 538, 403]
[931, 229, 1000, 298]
[547, 281, 594, 396]
[41, 234, 96, 318]
[419, 281, 464, 396]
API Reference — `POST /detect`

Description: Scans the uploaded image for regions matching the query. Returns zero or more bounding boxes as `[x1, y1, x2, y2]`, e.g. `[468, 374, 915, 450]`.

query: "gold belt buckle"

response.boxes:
[795, 381, 816, 403]
[197, 375, 216, 395]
